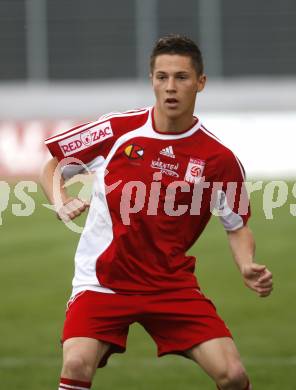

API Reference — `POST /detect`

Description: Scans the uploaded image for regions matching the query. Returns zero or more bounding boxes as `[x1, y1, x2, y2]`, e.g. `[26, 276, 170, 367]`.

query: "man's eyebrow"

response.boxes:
[155, 70, 189, 74]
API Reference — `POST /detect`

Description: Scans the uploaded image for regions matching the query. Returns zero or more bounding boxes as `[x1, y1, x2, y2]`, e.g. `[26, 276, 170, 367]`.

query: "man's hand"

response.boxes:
[56, 197, 90, 222]
[241, 263, 273, 297]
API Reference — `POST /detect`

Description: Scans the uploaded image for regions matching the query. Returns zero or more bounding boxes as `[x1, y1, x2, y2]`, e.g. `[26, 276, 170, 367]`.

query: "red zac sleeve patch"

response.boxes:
[45, 120, 114, 163]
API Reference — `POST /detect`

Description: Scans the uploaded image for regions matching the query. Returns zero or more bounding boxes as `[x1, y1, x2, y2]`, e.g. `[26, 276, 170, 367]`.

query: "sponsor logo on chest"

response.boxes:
[58, 121, 113, 156]
[159, 145, 175, 159]
[124, 144, 144, 159]
[184, 158, 206, 184]
[151, 158, 179, 177]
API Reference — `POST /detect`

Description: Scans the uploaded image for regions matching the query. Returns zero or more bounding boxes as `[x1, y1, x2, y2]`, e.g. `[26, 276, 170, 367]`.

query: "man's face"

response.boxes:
[151, 54, 206, 120]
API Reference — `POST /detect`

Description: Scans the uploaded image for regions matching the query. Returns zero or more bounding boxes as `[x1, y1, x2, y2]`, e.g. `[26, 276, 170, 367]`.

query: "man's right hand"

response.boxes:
[57, 197, 90, 222]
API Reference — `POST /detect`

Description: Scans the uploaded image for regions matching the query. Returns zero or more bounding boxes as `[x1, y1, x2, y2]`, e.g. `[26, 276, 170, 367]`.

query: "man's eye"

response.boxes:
[157, 75, 166, 80]
[177, 75, 187, 80]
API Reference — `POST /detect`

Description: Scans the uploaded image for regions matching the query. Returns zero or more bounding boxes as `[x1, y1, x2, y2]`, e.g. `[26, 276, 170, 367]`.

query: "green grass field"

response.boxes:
[1, 181, 295, 389]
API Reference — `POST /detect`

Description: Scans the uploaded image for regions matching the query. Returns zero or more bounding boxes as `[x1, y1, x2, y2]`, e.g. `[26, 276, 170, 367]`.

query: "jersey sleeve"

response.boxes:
[215, 150, 251, 231]
[45, 119, 115, 164]
[44, 108, 149, 180]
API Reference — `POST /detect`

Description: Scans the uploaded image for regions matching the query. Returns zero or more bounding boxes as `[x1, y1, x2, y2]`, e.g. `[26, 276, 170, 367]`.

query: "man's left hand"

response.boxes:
[241, 263, 273, 297]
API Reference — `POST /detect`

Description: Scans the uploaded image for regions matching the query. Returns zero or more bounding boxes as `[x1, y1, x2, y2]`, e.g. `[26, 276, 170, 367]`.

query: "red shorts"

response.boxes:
[62, 289, 232, 368]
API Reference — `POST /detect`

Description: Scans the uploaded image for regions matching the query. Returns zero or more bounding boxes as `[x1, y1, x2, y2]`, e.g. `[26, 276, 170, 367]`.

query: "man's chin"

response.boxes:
[163, 106, 182, 118]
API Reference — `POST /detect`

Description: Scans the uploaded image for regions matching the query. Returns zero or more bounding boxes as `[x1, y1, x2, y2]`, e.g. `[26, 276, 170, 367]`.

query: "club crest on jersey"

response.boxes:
[124, 144, 144, 159]
[59, 121, 113, 156]
[184, 158, 205, 184]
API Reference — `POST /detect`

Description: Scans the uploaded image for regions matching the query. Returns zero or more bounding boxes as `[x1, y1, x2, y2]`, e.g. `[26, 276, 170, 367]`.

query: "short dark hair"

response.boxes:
[150, 34, 204, 76]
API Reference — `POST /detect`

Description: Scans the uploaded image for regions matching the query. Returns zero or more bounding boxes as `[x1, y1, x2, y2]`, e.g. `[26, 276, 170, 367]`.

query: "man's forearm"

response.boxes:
[227, 225, 255, 273]
[227, 225, 273, 297]
[40, 157, 90, 222]
[40, 157, 68, 206]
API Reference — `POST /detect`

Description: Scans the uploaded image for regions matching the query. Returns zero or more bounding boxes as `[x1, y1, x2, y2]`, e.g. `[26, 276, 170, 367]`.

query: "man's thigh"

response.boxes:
[62, 290, 140, 367]
[62, 337, 110, 377]
[140, 289, 232, 357]
[185, 337, 246, 381]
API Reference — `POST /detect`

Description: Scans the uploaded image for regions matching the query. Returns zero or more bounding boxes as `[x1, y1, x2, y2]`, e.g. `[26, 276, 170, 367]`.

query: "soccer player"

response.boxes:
[41, 34, 273, 390]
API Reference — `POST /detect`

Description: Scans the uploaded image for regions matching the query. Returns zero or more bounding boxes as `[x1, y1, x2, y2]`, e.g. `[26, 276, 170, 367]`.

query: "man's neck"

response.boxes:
[153, 107, 196, 134]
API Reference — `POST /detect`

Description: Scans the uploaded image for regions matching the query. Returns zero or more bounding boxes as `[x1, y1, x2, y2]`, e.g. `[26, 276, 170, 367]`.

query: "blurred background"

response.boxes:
[0, 1, 295, 389]
[0, 0, 295, 178]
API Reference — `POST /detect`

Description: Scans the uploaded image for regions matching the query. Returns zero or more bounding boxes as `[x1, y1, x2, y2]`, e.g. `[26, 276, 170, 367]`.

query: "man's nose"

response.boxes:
[166, 77, 176, 92]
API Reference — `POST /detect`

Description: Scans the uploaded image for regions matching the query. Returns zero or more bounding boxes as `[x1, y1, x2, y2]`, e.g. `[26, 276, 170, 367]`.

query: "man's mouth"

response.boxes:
[165, 98, 179, 107]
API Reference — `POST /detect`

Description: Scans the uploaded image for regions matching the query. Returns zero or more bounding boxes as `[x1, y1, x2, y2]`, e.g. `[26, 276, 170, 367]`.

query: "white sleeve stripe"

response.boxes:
[215, 190, 245, 231]
[200, 125, 225, 145]
[233, 154, 246, 179]
[98, 108, 149, 121]
[45, 119, 108, 144]
[222, 213, 244, 231]
[200, 125, 246, 180]
[45, 108, 149, 145]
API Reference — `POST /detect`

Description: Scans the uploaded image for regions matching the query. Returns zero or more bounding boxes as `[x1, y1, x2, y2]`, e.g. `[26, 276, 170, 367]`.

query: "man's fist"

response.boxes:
[57, 197, 90, 222]
[241, 263, 273, 297]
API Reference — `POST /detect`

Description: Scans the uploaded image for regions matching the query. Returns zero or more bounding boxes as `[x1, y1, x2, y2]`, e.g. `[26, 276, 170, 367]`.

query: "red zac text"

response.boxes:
[58, 123, 113, 156]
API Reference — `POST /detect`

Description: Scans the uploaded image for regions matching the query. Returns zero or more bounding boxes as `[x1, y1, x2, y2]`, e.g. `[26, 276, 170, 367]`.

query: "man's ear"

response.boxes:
[149, 72, 153, 84]
[197, 74, 207, 93]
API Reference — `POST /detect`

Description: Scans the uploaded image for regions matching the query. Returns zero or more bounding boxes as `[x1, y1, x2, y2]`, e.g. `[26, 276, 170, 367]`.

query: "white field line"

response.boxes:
[0, 356, 296, 369]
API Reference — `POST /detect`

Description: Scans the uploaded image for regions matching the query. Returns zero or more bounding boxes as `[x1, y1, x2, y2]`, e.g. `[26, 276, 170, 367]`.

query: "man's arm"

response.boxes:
[227, 225, 273, 297]
[40, 157, 89, 222]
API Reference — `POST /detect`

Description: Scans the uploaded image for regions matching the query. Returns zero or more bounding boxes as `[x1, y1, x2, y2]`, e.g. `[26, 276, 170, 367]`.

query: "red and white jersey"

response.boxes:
[45, 107, 250, 296]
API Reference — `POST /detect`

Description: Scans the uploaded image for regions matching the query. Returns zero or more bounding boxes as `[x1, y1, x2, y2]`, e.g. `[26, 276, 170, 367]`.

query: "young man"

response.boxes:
[41, 35, 273, 390]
